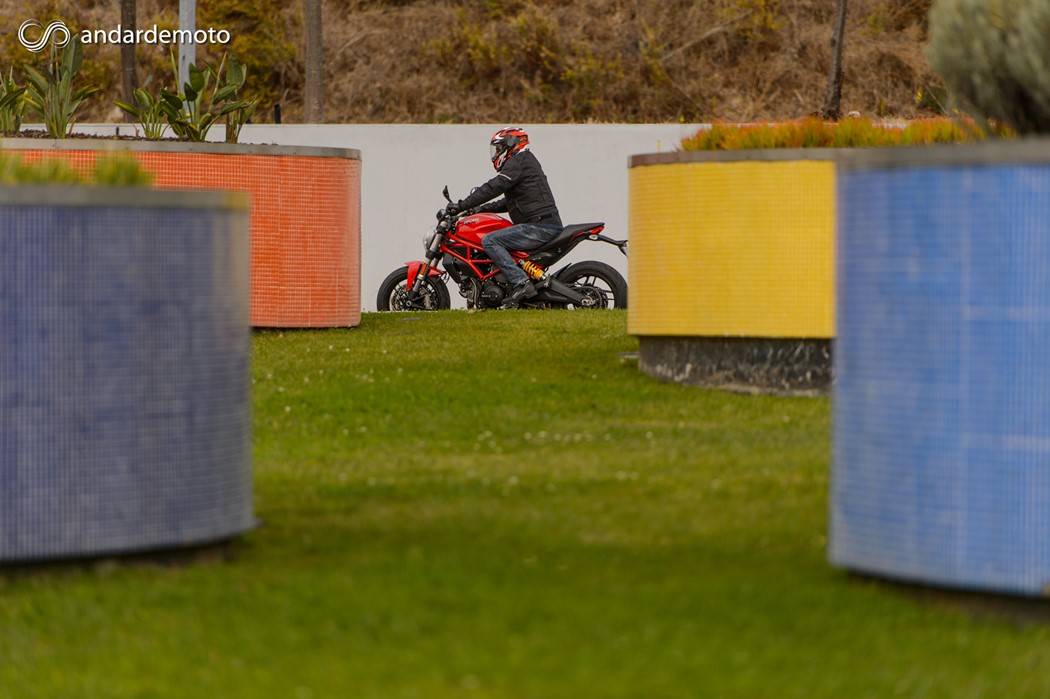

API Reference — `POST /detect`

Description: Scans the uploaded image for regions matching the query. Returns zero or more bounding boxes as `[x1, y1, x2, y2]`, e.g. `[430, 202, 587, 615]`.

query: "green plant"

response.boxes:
[22, 38, 99, 138]
[21, 157, 81, 184]
[0, 69, 26, 133]
[720, 0, 781, 43]
[638, 22, 670, 86]
[0, 155, 79, 184]
[114, 80, 168, 139]
[482, 0, 522, 19]
[0, 152, 153, 186]
[914, 82, 952, 115]
[430, 8, 510, 87]
[927, 0, 1050, 134]
[863, 4, 892, 35]
[0, 155, 31, 183]
[215, 57, 258, 144]
[158, 52, 258, 143]
[93, 154, 155, 186]
[430, 3, 621, 120]
[510, 6, 564, 86]
[159, 52, 218, 142]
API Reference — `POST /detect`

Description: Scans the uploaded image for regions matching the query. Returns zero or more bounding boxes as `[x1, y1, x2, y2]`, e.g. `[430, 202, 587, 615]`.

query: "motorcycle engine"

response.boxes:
[480, 281, 505, 308]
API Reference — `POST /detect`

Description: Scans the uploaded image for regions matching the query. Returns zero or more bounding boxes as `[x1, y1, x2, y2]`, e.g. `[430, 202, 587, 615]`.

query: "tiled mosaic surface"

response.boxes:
[833, 163, 1050, 596]
[0, 197, 253, 561]
[628, 159, 835, 339]
[17, 148, 361, 328]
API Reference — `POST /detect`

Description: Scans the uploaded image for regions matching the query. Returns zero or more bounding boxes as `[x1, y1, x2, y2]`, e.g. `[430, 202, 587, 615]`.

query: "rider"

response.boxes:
[444, 126, 563, 308]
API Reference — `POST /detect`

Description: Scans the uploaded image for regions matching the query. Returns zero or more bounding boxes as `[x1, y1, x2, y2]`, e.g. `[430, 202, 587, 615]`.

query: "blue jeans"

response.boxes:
[483, 222, 562, 286]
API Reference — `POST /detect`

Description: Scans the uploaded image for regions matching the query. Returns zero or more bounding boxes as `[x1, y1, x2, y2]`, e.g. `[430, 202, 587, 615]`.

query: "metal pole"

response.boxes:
[178, 0, 196, 90]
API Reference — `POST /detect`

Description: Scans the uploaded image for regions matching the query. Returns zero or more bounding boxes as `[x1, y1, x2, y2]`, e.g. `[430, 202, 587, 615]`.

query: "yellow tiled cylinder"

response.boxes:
[628, 160, 835, 338]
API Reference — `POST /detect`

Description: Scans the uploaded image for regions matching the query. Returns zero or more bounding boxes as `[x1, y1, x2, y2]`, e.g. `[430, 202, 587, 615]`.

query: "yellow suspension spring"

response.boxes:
[520, 260, 545, 280]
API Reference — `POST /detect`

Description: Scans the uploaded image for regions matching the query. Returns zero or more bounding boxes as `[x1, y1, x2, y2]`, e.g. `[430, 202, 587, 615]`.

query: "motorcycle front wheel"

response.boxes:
[376, 266, 451, 311]
[555, 261, 628, 309]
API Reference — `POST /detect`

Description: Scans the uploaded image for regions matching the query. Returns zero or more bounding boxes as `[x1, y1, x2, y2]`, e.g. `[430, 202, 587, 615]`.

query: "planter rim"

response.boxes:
[630, 149, 841, 167]
[836, 137, 1050, 170]
[0, 137, 361, 160]
[631, 137, 1050, 169]
[0, 185, 250, 210]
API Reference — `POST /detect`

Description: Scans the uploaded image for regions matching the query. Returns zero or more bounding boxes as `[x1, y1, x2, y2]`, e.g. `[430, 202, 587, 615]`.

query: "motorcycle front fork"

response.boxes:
[409, 237, 446, 296]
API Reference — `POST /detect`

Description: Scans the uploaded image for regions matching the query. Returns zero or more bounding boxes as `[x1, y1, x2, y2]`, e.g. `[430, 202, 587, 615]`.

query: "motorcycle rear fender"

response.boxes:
[405, 260, 442, 290]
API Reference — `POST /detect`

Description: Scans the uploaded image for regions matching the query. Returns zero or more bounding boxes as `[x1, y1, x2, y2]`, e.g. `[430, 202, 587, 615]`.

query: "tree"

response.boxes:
[821, 0, 848, 119]
[304, 0, 323, 122]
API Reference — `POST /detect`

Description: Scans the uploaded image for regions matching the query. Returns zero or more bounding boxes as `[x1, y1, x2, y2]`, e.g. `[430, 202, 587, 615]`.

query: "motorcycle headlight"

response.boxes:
[423, 227, 438, 249]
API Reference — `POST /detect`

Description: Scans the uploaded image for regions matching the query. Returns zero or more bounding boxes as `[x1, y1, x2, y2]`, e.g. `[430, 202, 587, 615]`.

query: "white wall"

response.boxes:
[72, 123, 705, 311]
[240, 124, 703, 311]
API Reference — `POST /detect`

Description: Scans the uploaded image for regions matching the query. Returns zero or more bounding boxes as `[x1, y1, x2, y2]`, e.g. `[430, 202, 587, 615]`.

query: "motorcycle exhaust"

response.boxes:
[538, 277, 587, 306]
[517, 259, 587, 306]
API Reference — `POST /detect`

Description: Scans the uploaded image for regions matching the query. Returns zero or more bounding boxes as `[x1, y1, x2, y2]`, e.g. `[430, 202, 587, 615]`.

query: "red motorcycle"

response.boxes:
[377, 187, 628, 311]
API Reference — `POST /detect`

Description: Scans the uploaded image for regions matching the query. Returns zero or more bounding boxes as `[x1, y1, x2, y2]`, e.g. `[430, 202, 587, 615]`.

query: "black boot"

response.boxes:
[501, 280, 537, 308]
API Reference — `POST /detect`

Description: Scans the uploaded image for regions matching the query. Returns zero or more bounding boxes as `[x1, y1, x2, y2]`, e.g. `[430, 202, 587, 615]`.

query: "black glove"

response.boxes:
[444, 202, 461, 217]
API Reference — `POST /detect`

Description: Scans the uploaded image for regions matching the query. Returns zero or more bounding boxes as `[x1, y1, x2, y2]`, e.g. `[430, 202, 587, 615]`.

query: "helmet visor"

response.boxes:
[490, 142, 500, 163]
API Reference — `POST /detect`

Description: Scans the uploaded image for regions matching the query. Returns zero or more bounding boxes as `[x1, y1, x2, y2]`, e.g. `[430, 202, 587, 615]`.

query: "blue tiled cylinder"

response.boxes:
[0, 187, 253, 562]
[832, 143, 1050, 597]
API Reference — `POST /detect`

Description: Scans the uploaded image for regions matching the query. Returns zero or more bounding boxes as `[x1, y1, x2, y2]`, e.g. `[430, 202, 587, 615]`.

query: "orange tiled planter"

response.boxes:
[1, 139, 362, 328]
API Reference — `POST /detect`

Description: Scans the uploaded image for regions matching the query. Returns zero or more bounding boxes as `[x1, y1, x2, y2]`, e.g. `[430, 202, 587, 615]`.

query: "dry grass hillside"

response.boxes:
[5, 0, 942, 124]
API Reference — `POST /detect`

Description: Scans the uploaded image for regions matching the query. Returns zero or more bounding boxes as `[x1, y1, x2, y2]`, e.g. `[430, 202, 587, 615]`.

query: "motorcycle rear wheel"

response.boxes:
[376, 266, 451, 311]
[555, 261, 628, 309]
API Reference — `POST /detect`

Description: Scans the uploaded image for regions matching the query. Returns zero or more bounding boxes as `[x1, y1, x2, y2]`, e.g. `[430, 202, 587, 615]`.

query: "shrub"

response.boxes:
[719, 0, 781, 44]
[927, 0, 1050, 134]
[0, 153, 153, 186]
[679, 117, 997, 150]
[428, 2, 623, 120]
[92, 154, 155, 186]
[0, 156, 80, 184]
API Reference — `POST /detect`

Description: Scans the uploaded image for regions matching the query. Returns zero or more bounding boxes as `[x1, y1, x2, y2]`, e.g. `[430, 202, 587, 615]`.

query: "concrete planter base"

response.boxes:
[639, 337, 832, 395]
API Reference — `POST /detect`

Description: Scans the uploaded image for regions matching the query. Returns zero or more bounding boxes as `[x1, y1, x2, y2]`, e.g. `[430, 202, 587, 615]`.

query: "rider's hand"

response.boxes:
[444, 202, 461, 217]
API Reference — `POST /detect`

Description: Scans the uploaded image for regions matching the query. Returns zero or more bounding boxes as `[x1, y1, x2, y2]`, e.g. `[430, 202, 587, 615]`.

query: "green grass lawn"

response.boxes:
[2, 310, 1049, 698]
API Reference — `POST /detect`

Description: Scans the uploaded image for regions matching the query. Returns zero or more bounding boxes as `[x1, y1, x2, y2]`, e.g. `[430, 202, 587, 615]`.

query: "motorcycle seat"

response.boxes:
[530, 222, 605, 254]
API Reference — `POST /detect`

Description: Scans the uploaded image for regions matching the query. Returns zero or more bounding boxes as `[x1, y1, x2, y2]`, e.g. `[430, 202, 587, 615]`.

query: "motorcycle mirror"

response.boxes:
[442, 185, 451, 203]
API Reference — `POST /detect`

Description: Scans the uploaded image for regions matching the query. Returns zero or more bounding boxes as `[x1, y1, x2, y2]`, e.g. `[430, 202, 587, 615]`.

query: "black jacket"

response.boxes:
[456, 150, 562, 227]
